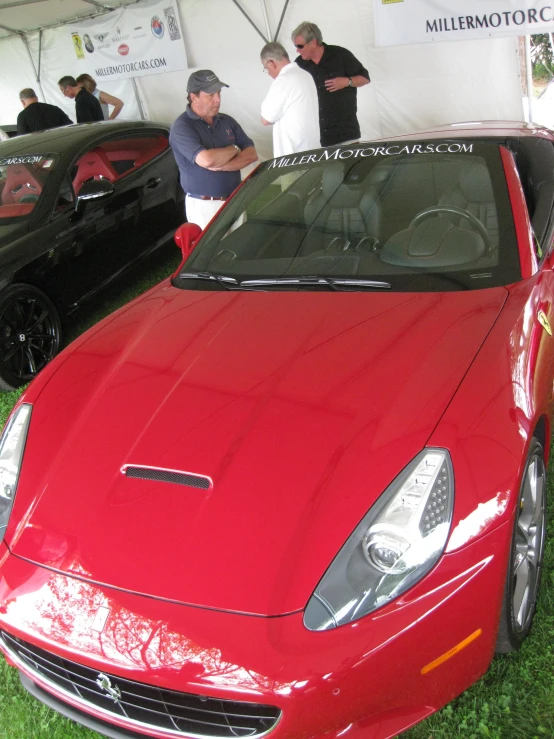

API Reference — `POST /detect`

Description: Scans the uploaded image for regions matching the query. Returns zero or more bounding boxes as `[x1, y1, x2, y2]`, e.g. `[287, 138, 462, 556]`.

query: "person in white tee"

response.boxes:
[260, 41, 320, 157]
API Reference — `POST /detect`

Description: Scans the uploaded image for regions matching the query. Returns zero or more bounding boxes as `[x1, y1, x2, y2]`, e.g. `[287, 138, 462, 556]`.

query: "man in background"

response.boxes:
[170, 69, 258, 230]
[58, 76, 103, 123]
[260, 41, 320, 157]
[291, 21, 370, 146]
[17, 88, 73, 134]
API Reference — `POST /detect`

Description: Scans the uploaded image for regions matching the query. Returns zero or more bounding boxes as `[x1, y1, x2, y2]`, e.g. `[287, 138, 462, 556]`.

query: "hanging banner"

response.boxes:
[66, 0, 187, 80]
[374, 0, 554, 46]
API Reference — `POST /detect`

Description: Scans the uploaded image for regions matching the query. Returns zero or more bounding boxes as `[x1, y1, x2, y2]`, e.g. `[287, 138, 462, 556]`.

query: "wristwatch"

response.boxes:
[348, 77, 353, 87]
[233, 144, 241, 153]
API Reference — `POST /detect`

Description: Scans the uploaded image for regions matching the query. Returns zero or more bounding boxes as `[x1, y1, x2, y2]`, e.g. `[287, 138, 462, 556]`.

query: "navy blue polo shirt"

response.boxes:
[169, 105, 255, 198]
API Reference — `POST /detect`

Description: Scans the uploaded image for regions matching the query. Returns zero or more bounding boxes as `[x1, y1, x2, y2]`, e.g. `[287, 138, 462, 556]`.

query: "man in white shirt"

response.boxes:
[260, 42, 320, 158]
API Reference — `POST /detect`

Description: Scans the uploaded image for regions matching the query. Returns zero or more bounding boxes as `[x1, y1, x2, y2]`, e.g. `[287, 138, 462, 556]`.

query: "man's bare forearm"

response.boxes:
[195, 146, 238, 169]
[209, 147, 258, 172]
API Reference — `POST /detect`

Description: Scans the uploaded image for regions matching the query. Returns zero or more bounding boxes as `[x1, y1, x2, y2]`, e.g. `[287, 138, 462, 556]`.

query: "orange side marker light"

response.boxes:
[421, 628, 482, 675]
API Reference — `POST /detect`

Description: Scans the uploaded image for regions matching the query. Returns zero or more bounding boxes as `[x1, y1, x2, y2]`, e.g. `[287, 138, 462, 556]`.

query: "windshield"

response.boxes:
[178, 141, 521, 292]
[0, 154, 57, 221]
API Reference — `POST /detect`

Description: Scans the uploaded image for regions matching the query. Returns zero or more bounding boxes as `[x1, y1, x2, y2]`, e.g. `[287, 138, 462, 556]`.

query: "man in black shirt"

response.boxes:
[17, 88, 73, 135]
[291, 21, 370, 147]
[58, 76, 104, 123]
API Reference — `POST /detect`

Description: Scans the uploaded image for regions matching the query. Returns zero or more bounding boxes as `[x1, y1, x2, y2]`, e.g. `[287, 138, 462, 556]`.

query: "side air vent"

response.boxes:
[122, 465, 212, 490]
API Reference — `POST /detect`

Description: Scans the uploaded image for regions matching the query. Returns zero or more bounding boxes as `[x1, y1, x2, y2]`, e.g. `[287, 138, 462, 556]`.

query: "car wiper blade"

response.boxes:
[179, 272, 239, 289]
[240, 276, 391, 290]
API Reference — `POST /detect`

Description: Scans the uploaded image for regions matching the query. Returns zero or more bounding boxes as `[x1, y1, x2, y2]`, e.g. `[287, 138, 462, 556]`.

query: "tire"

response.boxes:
[496, 437, 547, 653]
[0, 283, 62, 390]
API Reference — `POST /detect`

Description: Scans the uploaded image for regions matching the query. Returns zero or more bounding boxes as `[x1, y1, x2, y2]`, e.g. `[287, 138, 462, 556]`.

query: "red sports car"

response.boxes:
[0, 122, 551, 739]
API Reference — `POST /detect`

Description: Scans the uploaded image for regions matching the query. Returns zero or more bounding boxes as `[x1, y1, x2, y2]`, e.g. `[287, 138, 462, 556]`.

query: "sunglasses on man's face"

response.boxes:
[295, 41, 308, 49]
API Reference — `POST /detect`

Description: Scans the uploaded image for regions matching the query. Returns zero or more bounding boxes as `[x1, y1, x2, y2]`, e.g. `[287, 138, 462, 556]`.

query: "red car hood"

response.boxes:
[11, 284, 507, 616]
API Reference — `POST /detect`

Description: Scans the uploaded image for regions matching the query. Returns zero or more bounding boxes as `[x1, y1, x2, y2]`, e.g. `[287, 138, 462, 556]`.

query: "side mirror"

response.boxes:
[174, 222, 202, 260]
[76, 178, 115, 204]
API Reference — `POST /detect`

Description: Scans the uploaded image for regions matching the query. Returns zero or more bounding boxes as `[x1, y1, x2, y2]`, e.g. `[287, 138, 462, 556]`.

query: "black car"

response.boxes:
[0, 121, 183, 389]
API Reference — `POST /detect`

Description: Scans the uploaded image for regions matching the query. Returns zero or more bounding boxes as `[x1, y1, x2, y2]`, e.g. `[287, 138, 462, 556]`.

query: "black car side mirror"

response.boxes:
[174, 222, 202, 260]
[75, 178, 115, 207]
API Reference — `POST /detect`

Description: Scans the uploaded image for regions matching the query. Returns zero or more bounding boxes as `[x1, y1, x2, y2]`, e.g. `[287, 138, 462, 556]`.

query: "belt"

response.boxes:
[188, 193, 228, 201]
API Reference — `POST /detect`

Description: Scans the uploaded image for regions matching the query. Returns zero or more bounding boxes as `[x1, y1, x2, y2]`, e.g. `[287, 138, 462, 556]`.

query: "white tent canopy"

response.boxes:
[0, 0, 524, 161]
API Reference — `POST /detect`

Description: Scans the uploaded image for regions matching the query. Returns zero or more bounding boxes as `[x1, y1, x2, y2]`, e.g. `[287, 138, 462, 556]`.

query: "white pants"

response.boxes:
[185, 194, 225, 231]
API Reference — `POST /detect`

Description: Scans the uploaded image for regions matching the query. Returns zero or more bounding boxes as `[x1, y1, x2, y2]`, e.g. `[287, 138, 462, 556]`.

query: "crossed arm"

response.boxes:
[196, 146, 258, 172]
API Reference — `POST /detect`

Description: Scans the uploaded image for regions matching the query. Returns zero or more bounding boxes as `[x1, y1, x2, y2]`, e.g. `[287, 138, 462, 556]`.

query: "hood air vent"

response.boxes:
[122, 465, 212, 490]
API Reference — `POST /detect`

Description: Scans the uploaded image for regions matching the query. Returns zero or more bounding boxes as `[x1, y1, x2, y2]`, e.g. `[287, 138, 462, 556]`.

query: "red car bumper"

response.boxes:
[0, 521, 510, 739]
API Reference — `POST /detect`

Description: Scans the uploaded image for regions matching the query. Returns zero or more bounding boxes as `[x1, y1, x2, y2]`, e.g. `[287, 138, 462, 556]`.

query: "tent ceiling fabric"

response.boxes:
[0, 0, 134, 38]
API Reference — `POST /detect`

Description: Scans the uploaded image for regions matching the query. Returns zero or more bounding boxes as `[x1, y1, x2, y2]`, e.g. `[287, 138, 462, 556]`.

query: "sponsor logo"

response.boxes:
[164, 6, 181, 40]
[71, 32, 85, 60]
[83, 33, 94, 53]
[118, 44, 129, 55]
[94, 32, 109, 42]
[134, 26, 143, 30]
[151, 15, 164, 38]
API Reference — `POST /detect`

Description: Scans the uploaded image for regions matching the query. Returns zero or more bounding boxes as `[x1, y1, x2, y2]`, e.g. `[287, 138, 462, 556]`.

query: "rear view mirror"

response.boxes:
[174, 222, 202, 260]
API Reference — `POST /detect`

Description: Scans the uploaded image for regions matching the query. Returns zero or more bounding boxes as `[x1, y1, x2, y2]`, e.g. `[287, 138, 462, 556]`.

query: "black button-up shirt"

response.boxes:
[296, 44, 369, 146]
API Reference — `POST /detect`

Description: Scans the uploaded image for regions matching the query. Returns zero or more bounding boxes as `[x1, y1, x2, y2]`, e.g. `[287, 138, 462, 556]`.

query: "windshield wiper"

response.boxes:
[239, 276, 392, 290]
[179, 272, 239, 289]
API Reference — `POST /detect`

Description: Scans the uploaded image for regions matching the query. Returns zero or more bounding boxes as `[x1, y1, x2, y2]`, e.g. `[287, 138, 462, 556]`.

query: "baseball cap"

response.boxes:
[187, 70, 229, 94]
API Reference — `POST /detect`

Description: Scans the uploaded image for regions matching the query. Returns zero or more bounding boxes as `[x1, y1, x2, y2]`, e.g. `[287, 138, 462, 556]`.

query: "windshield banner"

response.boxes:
[66, 0, 187, 80]
[374, 0, 554, 46]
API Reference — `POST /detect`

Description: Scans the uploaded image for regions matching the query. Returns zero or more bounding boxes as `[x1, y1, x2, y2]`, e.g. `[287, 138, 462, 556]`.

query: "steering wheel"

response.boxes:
[409, 206, 491, 249]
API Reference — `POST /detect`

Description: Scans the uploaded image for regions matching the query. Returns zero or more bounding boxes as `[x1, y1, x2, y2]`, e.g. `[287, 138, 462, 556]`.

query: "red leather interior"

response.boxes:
[1, 164, 43, 205]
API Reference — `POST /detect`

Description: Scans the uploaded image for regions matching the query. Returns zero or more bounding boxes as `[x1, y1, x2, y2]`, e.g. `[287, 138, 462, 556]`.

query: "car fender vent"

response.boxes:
[122, 465, 212, 490]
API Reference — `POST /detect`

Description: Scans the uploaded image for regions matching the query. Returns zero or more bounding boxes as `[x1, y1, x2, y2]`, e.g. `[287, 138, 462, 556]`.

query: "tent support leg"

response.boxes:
[525, 35, 534, 122]
[132, 77, 146, 120]
[21, 32, 47, 101]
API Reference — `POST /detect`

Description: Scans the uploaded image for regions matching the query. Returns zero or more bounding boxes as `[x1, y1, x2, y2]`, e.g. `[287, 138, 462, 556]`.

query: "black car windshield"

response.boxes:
[179, 141, 521, 292]
[0, 154, 57, 221]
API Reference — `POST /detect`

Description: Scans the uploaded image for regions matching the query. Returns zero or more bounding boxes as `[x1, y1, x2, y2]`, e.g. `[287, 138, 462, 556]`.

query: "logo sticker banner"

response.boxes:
[67, 0, 187, 80]
[374, 0, 554, 46]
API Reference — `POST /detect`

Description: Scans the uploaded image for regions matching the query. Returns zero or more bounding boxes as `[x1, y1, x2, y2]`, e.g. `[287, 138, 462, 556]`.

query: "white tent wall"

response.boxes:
[1, 0, 524, 161]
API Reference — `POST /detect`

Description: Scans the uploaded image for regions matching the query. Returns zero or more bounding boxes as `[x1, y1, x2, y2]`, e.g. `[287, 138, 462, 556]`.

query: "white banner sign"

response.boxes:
[374, 0, 554, 46]
[67, 0, 187, 81]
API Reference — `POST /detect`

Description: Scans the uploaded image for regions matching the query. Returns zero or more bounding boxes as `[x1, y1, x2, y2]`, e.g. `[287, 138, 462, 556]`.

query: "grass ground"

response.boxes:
[0, 248, 553, 738]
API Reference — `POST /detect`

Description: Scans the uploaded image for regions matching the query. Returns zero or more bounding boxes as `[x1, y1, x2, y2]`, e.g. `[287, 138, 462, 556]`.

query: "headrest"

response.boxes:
[380, 218, 485, 268]
[458, 162, 494, 203]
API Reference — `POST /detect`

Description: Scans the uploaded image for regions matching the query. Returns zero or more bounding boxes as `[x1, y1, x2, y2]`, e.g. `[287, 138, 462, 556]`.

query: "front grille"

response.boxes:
[1, 631, 280, 738]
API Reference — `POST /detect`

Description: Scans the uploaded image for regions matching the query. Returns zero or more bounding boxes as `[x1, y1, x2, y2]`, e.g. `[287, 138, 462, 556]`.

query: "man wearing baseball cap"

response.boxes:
[170, 69, 258, 229]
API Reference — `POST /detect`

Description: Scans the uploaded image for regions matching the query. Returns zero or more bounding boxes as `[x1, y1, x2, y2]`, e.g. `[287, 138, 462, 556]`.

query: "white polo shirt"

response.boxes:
[261, 63, 320, 157]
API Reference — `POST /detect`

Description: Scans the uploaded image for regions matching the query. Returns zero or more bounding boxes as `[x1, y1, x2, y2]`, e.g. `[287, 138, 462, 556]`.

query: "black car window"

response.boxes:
[0, 154, 57, 222]
[179, 141, 521, 292]
[70, 134, 169, 196]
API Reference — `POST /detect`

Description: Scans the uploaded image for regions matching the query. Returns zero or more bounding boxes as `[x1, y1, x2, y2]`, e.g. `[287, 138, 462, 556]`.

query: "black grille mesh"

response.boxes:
[124, 467, 211, 490]
[1, 631, 280, 738]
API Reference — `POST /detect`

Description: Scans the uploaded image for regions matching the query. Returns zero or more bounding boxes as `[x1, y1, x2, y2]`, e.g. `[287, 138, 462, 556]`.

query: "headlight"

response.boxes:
[0, 404, 32, 543]
[304, 449, 454, 631]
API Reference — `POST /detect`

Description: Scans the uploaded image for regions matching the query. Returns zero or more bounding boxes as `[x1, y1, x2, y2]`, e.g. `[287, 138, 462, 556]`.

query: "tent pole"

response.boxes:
[260, 0, 272, 41]
[21, 32, 47, 101]
[274, 0, 290, 42]
[230, 0, 268, 42]
[132, 77, 146, 120]
[525, 35, 534, 122]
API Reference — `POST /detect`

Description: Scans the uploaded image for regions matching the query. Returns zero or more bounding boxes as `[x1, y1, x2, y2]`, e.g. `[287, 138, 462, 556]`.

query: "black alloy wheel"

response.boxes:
[0, 284, 62, 390]
[496, 437, 547, 653]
